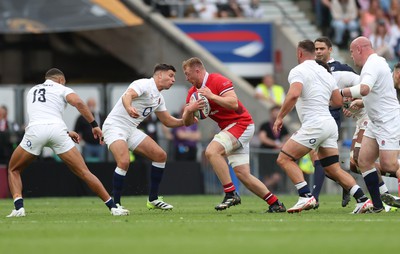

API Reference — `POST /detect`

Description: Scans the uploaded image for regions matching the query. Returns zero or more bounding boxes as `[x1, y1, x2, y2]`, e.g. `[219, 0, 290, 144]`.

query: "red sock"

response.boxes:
[223, 182, 236, 193]
[263, 192, 278, 205]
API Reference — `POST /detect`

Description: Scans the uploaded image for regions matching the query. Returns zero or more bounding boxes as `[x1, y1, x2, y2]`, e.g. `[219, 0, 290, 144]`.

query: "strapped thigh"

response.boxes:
[319, 155, 339, 167]
[280, 149, 299, 161]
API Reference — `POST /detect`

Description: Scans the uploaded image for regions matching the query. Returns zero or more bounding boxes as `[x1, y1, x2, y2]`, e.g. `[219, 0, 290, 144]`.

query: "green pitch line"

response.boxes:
[0, 195, 398, 254]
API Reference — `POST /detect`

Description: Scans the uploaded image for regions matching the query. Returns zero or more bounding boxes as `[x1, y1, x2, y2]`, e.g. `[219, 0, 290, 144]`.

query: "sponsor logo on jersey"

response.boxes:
[210, 110, 219, 115]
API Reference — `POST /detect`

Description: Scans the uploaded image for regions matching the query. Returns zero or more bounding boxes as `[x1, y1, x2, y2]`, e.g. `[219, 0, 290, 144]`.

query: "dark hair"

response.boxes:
[45, 68, 65, 79]
[394, 62, 400, 69]
[315, 59, 331, 73]
[298, 40, 315, 54]
[314, 36, 333, 48]
[153, 63, 176, 74]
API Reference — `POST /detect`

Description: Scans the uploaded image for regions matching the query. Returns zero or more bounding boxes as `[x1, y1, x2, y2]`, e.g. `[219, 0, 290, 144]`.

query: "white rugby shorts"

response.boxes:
[291, 118, 338, 151]
[20, 123, 74, 156]
[364, 114, 400, 150]
[102, 122, 147, 151]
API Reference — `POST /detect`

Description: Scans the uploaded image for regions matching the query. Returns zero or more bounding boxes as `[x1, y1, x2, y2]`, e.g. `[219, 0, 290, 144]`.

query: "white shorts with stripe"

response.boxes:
[291, 118, 338, 151]
[102, 122, 147, 151]
[20, 123, 74, 156]
[364, 114, 400, 150]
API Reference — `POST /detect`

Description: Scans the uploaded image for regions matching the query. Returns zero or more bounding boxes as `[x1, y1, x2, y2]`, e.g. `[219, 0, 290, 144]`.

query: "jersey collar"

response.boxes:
[44, 79, 60, 85]
[327, 58, 335, 64]
[201, 72, 209, 88]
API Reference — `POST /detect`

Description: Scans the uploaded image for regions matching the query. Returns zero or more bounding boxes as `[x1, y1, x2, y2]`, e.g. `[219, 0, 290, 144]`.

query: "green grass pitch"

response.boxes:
[0, 194, 399, 254]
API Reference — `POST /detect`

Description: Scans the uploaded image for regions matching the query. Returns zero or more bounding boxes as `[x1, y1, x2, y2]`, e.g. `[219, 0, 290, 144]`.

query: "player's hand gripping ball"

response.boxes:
[190, 92, 210, 119]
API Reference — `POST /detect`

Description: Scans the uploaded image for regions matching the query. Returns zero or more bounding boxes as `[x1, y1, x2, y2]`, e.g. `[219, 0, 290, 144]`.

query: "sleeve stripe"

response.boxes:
[220, 87, 234, 96]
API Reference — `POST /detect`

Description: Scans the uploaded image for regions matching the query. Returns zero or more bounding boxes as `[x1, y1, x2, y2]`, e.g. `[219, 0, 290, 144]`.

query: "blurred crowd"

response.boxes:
[143, 0, 266, 19]
[315, 0, 400, 63]
[144, 0, 400, 63]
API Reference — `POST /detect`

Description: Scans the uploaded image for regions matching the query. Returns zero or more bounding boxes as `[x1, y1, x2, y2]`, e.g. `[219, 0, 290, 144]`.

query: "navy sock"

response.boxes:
[149, 165, 164, 202]
[311, 160, 325, 200]
[298, 185, 312, 198]
[14, 198, 23, 210]
[105, 198, 117, 210]
[353, 188, 368, 203]
[363, 169, 383, 208]
[113, 172, 125, 205]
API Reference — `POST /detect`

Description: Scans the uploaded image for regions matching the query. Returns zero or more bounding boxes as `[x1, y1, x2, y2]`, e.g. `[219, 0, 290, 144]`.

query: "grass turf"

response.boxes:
[0, 194, 399, 254]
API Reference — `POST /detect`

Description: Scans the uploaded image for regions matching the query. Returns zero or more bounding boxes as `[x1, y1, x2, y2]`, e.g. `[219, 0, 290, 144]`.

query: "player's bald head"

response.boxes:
[350, 36, 372, 50]
[349, 36, 374, 68]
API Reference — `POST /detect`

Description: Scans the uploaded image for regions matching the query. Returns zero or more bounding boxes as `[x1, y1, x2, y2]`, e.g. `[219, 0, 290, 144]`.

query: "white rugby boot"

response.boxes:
[287, 196, 316, 213]
[6, 208, 26, 217]
[111, 205, 130, 216]
[352, 199, 373, 214]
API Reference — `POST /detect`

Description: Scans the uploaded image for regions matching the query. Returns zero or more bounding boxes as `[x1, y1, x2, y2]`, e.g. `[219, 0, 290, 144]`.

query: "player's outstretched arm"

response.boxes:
[66, 93, 103, 143]
[156, 111, 185, 128]
[277, 82, 301, 120]
[66, 93, 96, 123]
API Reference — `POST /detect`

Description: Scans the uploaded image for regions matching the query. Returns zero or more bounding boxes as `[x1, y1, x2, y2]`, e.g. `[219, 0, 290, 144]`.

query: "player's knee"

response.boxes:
[117, 158, 130, 170]
[379, 160, 399, 174]
[276, 154, 285, 168]
[276, 150, 296, 167]
[204, 146, 222, 160]
[155, 150, 167, 162]
[8, 165, 17, 173]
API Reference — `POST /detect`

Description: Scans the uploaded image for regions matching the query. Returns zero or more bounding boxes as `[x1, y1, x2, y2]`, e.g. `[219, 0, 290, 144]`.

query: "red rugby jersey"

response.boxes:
[186, 73, 253, 130]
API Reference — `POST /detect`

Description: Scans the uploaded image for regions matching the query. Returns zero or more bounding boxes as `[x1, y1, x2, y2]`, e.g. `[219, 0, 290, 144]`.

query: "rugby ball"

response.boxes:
[190, 92, 210, 119]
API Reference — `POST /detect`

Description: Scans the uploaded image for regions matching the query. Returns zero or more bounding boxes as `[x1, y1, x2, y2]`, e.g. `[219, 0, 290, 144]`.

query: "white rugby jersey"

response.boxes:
[360, 53, 400, 123]
[104, 78, 167, 128]
[332, 71, 359, 90]
[288, 60, 337, 125]
[332, 71, 367, 119]
[26, 79, 74, 127]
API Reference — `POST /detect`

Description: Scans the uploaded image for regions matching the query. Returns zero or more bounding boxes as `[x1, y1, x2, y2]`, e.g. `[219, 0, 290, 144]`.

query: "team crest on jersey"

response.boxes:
[363, 121, 368, 127]
[381, 140, 385, 146]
